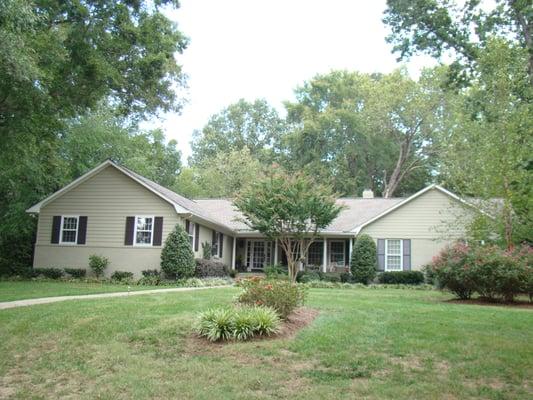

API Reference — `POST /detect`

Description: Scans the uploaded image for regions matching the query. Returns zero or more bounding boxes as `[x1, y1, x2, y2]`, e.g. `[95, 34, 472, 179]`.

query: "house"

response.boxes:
[27, 160, 477, 277]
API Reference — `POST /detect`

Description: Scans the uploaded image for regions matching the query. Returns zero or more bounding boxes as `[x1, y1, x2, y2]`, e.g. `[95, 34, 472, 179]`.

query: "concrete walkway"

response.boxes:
[0, 285, 228, 310]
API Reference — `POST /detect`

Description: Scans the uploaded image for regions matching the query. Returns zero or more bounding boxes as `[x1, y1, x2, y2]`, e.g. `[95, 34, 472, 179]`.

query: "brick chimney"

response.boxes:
[362, 189, 374, 199]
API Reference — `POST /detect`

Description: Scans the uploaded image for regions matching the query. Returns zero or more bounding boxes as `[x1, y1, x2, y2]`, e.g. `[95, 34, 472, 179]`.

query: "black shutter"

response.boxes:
[124, 216, 135, 245]
[344, 239, 350, 266]
[403, 239, 411, 271]
[377, 239, 385, 271]
[220, 233, 224, 258]
[77, 216, 88, 244]
[51, 216, 61, 244]
[194, 223, 200, 251]
[185, 219, 190, 233]
[153, 217, 163, 246]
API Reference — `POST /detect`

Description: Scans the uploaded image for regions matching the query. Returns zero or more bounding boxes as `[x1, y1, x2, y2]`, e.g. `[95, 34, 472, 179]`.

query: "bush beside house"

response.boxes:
[351, 234, 377, 284]
[194, 258, 228, 278]
[160, 224, 195, 279]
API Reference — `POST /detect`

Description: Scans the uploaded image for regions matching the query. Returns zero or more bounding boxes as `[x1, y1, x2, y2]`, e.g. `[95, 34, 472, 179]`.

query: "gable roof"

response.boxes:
[27, 160, 481, 237]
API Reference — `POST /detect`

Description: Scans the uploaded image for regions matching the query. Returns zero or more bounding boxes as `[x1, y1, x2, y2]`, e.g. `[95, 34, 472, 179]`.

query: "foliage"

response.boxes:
[201, 242, 212, 260]
[190, 99, 286, 167]
[296, 271, 322, 283]
[284, 69, 444, 197]
[88, 255, 109, 278]
[351, 234, 377, 284]
[236, 277, 307, 319]
[378, 271, 425, 285]
[264, 264, 288, 279]
[234, 170, 343, 282]
[175, 277, 232, 288]
[0, 0, 188, 275]
[111, 271, 134, 282]
[383, 0, 533, 87]
[160, 224, 195, 279]
[33, 268, 64, 280]
[194, 259, 229, 278]
[340, 272, 352, 283]
[63, 268, 86, 279]
[430, 242, 532, 301]
[195, 305, 280, 342]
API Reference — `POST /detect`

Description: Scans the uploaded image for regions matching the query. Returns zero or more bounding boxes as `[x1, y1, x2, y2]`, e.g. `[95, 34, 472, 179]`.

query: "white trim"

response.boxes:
[329, 240, 345, 267]
[59, 215, 79, 245]
[352, 184, 490, 234]
[212, 231, 223, 258]
[231, 236, 237, 270]
[384, 239, 403, 271]
[133, 215, 155, 246]
[322, 239, 328, 272]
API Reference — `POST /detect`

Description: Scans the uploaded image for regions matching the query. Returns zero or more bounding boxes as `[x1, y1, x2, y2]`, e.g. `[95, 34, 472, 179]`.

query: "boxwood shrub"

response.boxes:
[63, 268, 86, 278]
[194, 258, 228, 278]
[378, 271, 425, 285]
[111, 271, 134, 282]
[33, 267, 64, 279]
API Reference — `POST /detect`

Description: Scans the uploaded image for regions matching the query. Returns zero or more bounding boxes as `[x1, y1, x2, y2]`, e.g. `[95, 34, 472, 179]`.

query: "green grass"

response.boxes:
[0, 281, 162, 302]
[0, 288, 531, 399]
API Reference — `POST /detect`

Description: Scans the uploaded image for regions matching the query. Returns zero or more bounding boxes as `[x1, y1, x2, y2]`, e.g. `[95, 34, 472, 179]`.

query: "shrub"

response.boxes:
[142, 269, 160, 277]
[196, 305, 280, 342]
[111, 271, 134, 282]
[378, 271, 425, 285]
[264, 264, 288, 279]
[89, 254, 109, 278]
[160, 224, 195, 279]
[296, 271, 321, 283]
[176, 277, 233, 287]
[340, 272, 352, 283]
[194, 258, 228, 278]
[421, 264, 437, 285]
[63, 268, 86, 278]
[237, 277, 307, 319]
[322, 272, 342, 283]
[201, 242, 212, 260]
[228, 269, 237, 278]
[351, 234, 377, 284]
[33, 267, 64, 279]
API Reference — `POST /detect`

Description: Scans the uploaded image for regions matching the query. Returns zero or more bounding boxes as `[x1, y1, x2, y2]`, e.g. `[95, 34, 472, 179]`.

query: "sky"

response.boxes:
[147, 0, 436, 164]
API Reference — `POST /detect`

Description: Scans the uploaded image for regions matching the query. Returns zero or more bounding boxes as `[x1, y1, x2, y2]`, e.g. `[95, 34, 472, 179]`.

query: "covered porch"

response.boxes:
[230, 235, 354, 272]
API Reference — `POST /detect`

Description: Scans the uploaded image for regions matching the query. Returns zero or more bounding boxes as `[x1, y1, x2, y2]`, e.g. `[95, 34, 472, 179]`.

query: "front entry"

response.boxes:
[245, 240, 273, 271]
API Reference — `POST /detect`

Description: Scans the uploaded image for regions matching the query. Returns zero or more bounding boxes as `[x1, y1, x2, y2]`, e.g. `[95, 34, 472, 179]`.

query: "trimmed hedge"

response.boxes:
[160, 224, 195, 279]
[351, 234, 377, 284]
[378, 271, 425, 285]
[111, 271, 134, 281]
[194, 258, 229, 278]
[63, 268, 86, 278]
[33, 267, 64, 279]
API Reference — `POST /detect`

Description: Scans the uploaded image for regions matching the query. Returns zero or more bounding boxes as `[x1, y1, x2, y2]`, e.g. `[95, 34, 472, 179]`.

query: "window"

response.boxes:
[307, 241, 323, 266]
[329, 241, 345, 266]
[385, 239, 402, 271]
[134, 216, 153, 245]
[60, 216, 78, 244]
[186, 221, 195, 247]
[212, 231, 222, 258]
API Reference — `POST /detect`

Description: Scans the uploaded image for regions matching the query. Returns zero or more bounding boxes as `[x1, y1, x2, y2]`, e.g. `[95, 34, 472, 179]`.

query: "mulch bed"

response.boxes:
[446, 298, 533, 309]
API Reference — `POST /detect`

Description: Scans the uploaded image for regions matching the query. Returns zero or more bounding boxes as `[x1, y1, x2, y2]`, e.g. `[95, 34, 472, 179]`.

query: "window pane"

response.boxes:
[136, 217, 152, 231]
[62, 230, 76, 243]
[386, 255, 402, 270]
[307, 241, 323, 265]
[63, 217, 77, 230]
[387, 239, 401, 255]
[330, 241, 344, 264]
[136, 231, 152, 244]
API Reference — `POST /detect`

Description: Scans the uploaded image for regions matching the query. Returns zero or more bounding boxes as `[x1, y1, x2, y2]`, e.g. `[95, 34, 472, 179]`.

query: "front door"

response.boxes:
[246, 240, 272, 270]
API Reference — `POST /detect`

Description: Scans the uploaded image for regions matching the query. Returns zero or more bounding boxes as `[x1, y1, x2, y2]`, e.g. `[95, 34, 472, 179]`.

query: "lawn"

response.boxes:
[0, 281, 162, 302]
[0, 288, 531, 400]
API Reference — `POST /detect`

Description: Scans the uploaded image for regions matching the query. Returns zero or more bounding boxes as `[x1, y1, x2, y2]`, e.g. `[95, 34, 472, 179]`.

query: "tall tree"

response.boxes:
[285, 69, 444, 197]
[439, 40, 532, 247]
[0, 0, 188, 274]
[383, 0, 533, 88]
[190, 99, 286, 167]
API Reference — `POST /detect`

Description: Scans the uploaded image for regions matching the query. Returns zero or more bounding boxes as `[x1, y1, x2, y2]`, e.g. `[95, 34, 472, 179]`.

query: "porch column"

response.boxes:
[349, 237, 353, 267]
[231, 236, 236, 270]
[274, 240, 278, 265]
[322, 238, 328, 273]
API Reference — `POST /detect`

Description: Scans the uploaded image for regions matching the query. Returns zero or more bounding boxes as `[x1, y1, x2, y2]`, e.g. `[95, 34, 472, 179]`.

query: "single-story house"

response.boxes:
[27, 160, 477, 277]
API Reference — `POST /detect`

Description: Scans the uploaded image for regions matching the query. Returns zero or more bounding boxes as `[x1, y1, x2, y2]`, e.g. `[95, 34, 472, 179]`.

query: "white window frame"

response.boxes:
[385, 239, 403, 271]
[329, 240, 345, 266]
[59, 215, 79, 245]
[133, 215, 154, 246]
[187, 221, 195, 249]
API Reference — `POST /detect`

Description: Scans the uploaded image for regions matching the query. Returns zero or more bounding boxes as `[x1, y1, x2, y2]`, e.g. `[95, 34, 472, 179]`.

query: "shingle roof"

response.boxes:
[195, 197, 404, 233]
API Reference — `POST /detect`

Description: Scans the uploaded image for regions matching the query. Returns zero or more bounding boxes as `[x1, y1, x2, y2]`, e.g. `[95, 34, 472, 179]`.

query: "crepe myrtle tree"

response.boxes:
[234, 169, 344, 283]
